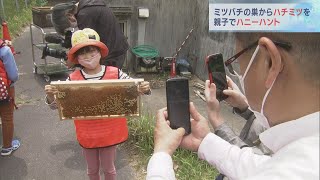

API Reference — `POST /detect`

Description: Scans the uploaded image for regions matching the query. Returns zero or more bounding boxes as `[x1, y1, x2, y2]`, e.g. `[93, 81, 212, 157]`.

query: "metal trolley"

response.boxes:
[30, 23, 70, 82]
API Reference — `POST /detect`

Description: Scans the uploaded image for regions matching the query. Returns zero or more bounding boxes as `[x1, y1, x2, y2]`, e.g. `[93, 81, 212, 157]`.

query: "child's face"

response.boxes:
[76, 46, 101, 69]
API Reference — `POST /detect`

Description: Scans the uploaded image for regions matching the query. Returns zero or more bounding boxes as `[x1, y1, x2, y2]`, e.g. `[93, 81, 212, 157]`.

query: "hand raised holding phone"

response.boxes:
[166, 78, 191, 135]
[205, 53, 228, 101]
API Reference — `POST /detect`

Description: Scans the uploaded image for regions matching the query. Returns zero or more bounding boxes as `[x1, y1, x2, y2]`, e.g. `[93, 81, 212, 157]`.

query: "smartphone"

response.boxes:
[166, 78, 191, 135]
[206, 53, 228, 101]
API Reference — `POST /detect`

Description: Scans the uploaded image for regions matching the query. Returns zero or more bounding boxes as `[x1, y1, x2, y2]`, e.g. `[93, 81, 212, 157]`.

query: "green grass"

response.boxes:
[127, 113, 219, 180]
[0, 0, 40, 39]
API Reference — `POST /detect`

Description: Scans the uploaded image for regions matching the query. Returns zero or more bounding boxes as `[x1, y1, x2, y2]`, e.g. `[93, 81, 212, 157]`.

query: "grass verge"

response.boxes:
[0, 0, 37, 39]
[127, 113, 219, 180]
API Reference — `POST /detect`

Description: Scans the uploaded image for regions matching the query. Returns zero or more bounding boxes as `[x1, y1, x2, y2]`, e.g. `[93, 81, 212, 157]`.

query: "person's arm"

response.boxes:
[198, 133, 271, 180]
[213, 103, 256, 148]
[147, 107, 186, 180]
[146, 152, 176, 180]
[215, 111, 269, 158]
[205, 78, 259, 149]
[0, 46, 18, 84]
[237, 109, 258, 145]
[233, 107, 254, 120]
[174, 101, 270, 179]
[204, 80, 249, 148]
[215, 123, 248, 148]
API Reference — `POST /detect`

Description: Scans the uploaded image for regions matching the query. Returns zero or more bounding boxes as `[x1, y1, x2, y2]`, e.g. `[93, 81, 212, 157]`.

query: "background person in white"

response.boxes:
[146, 33, 320, 180]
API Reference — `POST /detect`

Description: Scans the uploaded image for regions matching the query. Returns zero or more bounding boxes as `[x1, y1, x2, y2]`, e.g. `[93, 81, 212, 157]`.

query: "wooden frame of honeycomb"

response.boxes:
[51, 79, 144, 120]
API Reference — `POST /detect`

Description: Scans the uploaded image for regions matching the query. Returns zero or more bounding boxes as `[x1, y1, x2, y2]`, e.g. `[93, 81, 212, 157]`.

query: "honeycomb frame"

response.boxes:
[51, 79, 144, 120]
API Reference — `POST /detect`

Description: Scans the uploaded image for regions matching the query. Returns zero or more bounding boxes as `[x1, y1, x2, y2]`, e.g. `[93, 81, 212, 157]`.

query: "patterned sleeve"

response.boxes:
[215, 123, 248, 148]
[119, 69, 132, 79]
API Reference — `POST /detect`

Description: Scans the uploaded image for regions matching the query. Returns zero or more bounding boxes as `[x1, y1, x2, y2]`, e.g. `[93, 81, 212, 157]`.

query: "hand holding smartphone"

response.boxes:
[206, 53, 228, 101]
[166, 78, 191, 135]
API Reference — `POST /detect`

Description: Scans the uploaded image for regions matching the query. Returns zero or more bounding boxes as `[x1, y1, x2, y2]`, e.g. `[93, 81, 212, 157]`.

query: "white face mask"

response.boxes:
[236, 45, 277, 129]
[78, 52, 101, 69]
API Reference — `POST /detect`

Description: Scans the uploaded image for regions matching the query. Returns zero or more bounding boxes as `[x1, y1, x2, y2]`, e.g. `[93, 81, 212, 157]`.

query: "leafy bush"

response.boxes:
[34, 0, 48, 7]
[0, 0, 35, 38]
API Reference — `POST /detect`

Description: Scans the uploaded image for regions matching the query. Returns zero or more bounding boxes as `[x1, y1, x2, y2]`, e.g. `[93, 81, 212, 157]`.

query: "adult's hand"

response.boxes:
[180, 103, 210, 152]
[204, 80, 224, 129]
[223, 76, 248, 111]
[153, 108, 185, 156]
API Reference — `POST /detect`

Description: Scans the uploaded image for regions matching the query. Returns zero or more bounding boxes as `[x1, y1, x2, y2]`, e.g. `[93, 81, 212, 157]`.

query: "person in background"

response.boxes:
[0, 39, 20, 156]
[209, 76, 269, 180]
[212, 76, 269, 154]
[51, 0, 129, 69]
[0, 39, 12, 125]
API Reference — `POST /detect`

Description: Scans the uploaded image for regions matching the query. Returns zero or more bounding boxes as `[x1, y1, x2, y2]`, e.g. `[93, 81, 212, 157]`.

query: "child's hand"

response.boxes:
[45, 85, 58, 103]
[138, 81, 151, 95]
[204, 80, 224, 129]
[223, 76, 248, 112]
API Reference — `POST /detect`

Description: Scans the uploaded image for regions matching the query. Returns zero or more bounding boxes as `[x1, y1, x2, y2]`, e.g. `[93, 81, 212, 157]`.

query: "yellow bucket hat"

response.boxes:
[68, 28, 109, 64]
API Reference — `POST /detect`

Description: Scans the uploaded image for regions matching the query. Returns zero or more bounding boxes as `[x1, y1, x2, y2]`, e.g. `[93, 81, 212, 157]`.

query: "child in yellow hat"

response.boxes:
[45, 28, 150, 180]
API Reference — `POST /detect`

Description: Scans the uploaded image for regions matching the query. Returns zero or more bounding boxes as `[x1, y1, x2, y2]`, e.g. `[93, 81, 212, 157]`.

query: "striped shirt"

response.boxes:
[66, 65, 131, 80]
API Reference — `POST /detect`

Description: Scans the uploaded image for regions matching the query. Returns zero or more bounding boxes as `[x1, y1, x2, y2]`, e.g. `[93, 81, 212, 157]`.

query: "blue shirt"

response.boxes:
[0, 46, 18, 85]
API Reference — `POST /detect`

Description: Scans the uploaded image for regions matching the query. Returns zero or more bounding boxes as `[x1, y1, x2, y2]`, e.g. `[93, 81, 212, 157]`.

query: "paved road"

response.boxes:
[0, 26, 245, 180]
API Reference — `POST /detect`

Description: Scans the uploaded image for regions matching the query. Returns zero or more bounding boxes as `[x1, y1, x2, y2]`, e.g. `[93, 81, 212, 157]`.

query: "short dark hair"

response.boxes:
[51, 2, 77, 35]
[236, 33, 320, 86]
[75, 46, 100, 57]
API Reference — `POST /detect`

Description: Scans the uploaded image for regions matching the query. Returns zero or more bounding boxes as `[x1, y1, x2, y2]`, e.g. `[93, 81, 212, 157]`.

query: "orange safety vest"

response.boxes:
[69, 66, 128, 148]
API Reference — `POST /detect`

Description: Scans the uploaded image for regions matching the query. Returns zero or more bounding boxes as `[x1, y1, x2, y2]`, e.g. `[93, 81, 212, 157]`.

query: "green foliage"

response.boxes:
[34, 0, 48, 7]
[0, 0, 35, 39]
[128, 113, 219, 180]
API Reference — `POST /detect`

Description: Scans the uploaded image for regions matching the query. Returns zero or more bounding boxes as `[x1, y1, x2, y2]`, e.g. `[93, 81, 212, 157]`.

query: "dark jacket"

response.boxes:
[76, 0, 129, 59]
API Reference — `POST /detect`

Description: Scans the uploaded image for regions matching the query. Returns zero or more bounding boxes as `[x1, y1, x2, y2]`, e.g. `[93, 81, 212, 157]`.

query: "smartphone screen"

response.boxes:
[206, 53, 228, 101]
[166, 78, 191, 135]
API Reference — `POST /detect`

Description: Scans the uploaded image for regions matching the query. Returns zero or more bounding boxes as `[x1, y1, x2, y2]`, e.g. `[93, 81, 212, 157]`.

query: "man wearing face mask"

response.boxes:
[146, 33, 319, 180]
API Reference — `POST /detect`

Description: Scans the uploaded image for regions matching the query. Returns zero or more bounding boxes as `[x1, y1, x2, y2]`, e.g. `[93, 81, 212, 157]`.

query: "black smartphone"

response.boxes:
[166, 78, 191, 135]
[206, 53, 228, 101]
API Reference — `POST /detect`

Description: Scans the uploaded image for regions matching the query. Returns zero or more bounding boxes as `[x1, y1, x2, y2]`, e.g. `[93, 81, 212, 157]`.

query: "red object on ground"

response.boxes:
[170, 58, 176, 78]
[2, 21, 17, 54]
